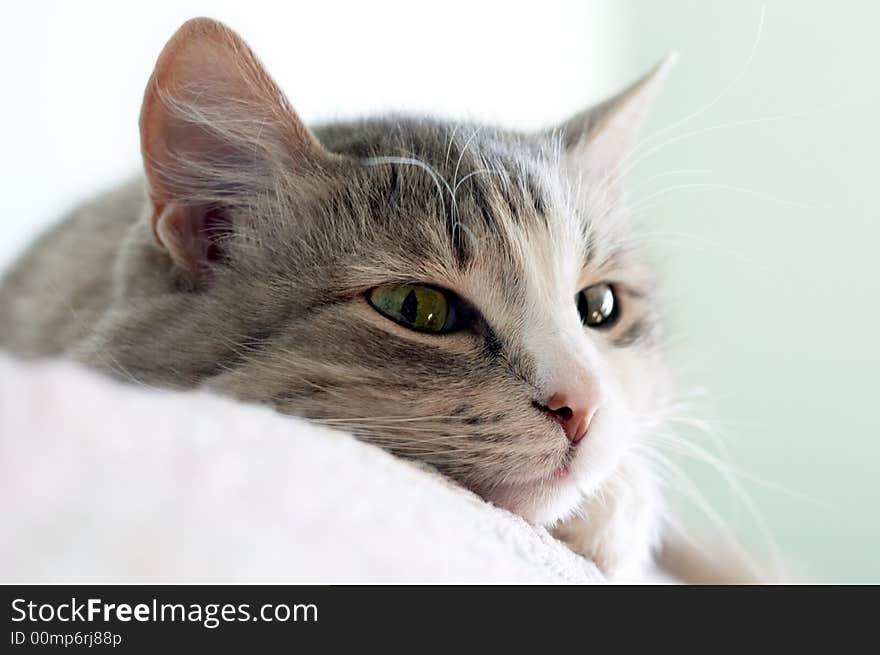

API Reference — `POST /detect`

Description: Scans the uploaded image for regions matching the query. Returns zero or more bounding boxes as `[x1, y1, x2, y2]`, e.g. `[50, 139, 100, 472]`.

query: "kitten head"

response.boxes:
[132, 18, 674, 525]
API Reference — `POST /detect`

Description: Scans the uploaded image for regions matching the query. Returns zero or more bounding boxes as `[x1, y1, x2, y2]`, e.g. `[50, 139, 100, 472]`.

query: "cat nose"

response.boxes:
[538, 387, 603, 444]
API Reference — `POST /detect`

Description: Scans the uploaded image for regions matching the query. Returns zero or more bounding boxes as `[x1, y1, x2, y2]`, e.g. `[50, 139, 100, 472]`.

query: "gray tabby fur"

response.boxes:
[0, 18, 677, 579]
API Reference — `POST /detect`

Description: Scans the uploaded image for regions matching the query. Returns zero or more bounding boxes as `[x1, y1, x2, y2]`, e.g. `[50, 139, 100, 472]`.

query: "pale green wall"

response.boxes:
[608, 0, 879, 581]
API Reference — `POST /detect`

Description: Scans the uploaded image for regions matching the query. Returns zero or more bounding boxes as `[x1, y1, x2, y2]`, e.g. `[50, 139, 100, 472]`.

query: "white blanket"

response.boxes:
[0, 355, 602, 584]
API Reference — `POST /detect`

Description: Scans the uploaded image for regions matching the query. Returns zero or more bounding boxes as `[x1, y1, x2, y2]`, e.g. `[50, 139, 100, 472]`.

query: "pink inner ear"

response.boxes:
[154, 202, 231, 282]
[202, 206, 230, 263]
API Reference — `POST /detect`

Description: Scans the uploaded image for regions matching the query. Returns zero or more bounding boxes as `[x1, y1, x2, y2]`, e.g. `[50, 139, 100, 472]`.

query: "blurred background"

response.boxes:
[2, 0, 877, 582]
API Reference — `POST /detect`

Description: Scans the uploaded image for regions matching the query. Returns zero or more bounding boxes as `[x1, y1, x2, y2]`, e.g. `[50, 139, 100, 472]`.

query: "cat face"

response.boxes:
[134, 18, 674, 525]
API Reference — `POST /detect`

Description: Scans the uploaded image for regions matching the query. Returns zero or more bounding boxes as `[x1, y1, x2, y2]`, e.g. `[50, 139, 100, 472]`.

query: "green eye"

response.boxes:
[577, 283, 619, 329]
[369, 284, 453, 333]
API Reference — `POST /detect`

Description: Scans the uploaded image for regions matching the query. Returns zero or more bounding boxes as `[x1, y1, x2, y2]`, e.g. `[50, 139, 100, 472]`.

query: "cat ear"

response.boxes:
[139, 17, 326, 285]
[556, 53, 677, 177]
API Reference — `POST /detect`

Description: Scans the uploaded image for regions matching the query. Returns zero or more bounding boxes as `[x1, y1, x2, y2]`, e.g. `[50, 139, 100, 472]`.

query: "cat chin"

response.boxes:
[486, 476, 585, 525]
[487, 429, 628, 525]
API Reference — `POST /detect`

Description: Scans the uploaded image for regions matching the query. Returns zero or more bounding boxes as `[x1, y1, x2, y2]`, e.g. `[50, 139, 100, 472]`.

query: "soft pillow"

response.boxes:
[0, 354, 602, 583]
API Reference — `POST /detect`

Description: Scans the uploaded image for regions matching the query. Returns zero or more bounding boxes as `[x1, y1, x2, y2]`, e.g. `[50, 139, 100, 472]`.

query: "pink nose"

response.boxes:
[541, 390, 602, 444]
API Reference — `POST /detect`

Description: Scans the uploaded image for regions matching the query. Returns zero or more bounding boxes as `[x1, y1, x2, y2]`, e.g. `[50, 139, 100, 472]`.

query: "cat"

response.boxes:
[0, 17, 677, 580]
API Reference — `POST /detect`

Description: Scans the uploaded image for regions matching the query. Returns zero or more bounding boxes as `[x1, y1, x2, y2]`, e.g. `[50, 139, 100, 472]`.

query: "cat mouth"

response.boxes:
[517, 460, 573, 490]
[549, 443, 578, 479]
[551, 463, 571, 480]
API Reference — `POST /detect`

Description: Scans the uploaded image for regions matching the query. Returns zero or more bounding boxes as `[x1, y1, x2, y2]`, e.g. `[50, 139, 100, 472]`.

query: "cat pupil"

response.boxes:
[577, 284, 617, 329]
[401, 289, 419, 324]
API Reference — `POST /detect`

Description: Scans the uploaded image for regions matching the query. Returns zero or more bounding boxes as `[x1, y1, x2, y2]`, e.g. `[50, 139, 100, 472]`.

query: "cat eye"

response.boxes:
[369, 284, 456, 334]
[577, 283, 619, 329]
